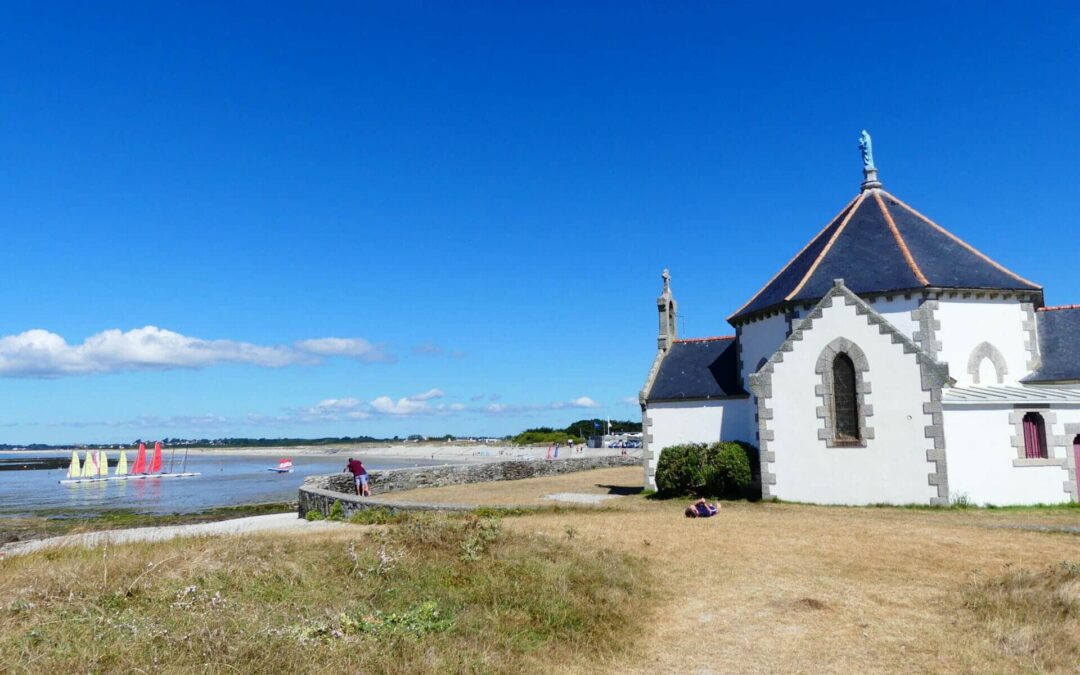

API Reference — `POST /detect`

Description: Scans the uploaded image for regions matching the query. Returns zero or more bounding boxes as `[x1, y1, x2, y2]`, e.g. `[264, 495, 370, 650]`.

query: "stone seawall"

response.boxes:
[298, 455, 638, 518]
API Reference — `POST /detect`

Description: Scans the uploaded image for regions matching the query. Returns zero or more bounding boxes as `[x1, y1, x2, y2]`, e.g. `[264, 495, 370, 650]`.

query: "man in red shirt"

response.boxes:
[344, 457, 369, 496]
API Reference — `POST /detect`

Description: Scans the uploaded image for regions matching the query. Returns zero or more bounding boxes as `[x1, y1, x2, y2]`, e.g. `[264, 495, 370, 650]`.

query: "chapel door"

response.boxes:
[1074, 435, 1080, 502]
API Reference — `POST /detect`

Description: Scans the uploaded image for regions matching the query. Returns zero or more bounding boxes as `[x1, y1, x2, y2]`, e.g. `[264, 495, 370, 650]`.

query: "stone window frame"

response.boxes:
[814, 337, 874, 448]
[1009, 408, 1067, 467]
[1062, 424, 1080, 502]
[966, 341, 1008, 385]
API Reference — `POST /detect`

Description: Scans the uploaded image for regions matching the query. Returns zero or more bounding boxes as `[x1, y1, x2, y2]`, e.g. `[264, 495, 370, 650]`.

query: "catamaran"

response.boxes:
[268, 457, 294, 473]
[59, 441, 201, 484]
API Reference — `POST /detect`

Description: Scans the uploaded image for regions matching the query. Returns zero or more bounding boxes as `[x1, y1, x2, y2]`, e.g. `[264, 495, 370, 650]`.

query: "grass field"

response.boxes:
[2, 467, 1078, 673]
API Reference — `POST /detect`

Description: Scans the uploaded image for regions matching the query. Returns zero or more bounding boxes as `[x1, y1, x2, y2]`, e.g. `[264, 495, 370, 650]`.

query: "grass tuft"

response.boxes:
[962, 560, 1080, 672]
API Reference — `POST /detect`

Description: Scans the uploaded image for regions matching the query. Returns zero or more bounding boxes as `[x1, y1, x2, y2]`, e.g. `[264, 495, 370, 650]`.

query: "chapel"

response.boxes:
[640, 133, 1080, 506]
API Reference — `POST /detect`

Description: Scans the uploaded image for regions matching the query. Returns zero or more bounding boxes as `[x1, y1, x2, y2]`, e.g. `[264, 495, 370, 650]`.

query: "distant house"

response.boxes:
[640, 138, 1079, 506]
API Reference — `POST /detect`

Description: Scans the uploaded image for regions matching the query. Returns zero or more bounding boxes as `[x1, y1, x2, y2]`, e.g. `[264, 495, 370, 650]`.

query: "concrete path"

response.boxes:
[0, 513, 343, 558]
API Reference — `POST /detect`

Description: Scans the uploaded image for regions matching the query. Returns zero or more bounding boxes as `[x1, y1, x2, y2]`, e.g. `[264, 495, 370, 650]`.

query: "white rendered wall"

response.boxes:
[644, 398, 754, 488]
[738, 314, 789, 383]
[868, 296, 921, 341]
[936, 299, 1029, 384]
[944, 406, 1074, 505]
[768, 300, 935, 505]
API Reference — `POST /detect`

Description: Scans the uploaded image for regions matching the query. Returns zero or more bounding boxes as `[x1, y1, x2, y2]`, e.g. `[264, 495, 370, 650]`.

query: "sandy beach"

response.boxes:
[183, 443, 639, 464]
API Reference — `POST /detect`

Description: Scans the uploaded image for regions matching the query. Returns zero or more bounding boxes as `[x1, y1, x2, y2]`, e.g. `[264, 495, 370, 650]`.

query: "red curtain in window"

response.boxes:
[1023, 413, 1047, 459]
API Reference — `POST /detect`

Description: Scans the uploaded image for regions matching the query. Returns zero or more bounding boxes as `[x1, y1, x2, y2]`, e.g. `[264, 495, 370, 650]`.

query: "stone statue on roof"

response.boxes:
[662, 268, 671, 295]
[859, 130, 876, 170]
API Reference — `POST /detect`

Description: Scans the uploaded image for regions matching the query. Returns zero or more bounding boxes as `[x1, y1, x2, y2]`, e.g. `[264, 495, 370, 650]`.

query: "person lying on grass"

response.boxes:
[685, 498, 718, 518]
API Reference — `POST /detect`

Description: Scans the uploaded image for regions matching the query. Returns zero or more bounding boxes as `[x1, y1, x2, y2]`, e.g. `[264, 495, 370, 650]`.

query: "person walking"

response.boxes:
[344, 457, 370, 496]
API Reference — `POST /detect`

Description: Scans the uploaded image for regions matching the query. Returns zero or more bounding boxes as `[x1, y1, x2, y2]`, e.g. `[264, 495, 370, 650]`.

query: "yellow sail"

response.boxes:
[98, 450, 108, 477]
[67, 451, 81, 478]
[116, 450, 128, 476]
[81, 450, 96, 478]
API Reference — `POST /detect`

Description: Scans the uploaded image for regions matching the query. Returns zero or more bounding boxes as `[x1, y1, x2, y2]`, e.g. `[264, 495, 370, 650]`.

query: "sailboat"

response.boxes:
[268, 457, 294, 473]
[81, 450, 97, 478]
[61, 449, 106, 484]
[132, 442, 148, 474]
[66, 451, 81, 478]
[60, 441, 200, 484]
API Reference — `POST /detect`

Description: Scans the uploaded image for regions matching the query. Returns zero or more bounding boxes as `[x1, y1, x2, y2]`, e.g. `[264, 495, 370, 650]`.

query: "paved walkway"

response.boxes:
[0, 513, 343, 558]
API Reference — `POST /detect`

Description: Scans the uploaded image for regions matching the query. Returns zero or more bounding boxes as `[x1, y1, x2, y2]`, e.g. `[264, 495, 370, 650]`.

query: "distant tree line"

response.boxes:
[511, 418, 642, 446]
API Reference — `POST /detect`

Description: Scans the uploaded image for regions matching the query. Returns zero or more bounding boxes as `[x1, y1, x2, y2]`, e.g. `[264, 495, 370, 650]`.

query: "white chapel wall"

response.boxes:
[867, 295, 921, 340]
[738, 314, 789, 384]
[644, 398, 753, 488]
[767, 299, 935, 505]
[936, 298, 1030, 384]
[943, 406, 1073, 505]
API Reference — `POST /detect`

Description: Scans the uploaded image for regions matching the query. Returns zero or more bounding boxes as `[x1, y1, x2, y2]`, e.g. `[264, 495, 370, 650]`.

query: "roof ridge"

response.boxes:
[674, 335, 735, 343]
[880, 189, 1042, 290]
[726, 194, 859, 321]
[872, 189, 929, 286]
[785, 191, 867, 301]
[1038, 304, 1080, 312]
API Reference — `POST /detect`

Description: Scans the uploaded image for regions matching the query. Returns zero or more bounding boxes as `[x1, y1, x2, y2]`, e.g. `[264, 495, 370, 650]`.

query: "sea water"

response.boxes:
[0, 451, 452, 517]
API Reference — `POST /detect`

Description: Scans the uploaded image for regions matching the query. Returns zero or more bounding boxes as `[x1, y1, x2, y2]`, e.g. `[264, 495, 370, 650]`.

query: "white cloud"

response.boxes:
[0, 327, 394, 377]
[408, 388, 445, 401]
[411, 342, 467, 359]
[369, 396, 431, 416]
[620, 396, 640, 406]
[547, 396, 602, 410]
[314, 397, 364, 411]
[295, 338, 393, 363]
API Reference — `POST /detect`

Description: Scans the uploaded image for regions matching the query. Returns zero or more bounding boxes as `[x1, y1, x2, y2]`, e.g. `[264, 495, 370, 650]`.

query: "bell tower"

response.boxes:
[657, 268, 677, 351]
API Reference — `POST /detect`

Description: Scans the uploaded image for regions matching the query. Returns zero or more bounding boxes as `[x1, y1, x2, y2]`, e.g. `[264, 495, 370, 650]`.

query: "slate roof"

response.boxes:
[645, 337, 747, 402]
[729, 188, 1042, 323]
[1023, 306, 1080, 383]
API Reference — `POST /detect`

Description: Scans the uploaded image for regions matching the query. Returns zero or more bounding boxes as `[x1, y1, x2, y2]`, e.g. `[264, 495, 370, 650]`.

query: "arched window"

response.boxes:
[1022, 412, 1048, 459]
[816, 338, 872, 448]
[832, 353, 860, 441]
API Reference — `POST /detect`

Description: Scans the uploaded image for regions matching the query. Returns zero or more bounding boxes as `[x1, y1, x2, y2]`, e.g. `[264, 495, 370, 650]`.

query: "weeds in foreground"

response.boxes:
[0, 512, 648, 673]
[962, 560, 1080, 672]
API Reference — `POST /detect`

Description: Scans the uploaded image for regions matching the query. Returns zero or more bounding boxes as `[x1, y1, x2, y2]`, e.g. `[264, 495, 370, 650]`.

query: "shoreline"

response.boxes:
[1, 443, 637, 464]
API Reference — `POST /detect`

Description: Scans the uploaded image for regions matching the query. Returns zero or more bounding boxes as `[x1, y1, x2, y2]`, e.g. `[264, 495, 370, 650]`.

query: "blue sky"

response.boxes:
[0, 2, 1077, 443]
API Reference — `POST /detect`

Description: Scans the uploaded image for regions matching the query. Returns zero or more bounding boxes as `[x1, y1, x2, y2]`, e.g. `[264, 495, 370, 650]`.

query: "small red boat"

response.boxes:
[268, 458, 294, 473]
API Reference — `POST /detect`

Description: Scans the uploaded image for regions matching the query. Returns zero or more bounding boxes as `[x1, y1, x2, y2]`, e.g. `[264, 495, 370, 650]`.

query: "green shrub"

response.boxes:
[328, 500, 345, 521]
[706, 442, 753, 497]
[655, 441, 757, 498]
[348, 507, 398, 525]
[654, 443, 709, 495]
[305, 509, 326, 521]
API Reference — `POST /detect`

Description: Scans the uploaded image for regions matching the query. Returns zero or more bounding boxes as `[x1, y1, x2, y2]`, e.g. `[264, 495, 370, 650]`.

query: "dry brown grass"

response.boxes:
[0, 515, 647, 673]
[418, 467, 1080, 673]
[385, 466, 645, 506]
[4, 467, 1078, 673]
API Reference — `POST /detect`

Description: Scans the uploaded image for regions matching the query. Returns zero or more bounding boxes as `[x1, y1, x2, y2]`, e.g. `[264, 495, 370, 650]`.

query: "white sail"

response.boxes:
[116, 450, 128, 476]
[67, 451, 81, 478]
[98, 450, 108, 477]
[81, 450, 96, 478]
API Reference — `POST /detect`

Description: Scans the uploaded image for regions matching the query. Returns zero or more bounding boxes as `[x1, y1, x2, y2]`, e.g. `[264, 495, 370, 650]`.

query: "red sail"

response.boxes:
[132, 442, 148, 474]
[149, 441, 163, 474]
